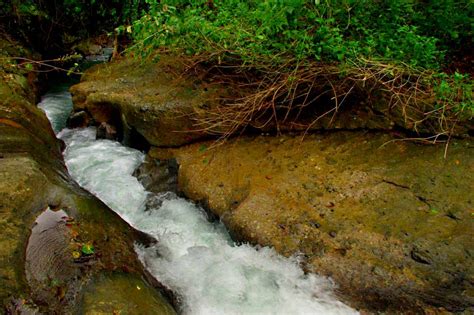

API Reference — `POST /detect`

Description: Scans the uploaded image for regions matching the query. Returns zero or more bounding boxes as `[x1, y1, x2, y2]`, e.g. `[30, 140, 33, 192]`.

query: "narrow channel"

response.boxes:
[38, 85, 357, 315]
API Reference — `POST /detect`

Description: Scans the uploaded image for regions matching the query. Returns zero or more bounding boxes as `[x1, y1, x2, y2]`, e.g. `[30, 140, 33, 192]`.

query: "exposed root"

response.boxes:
[168, 51, 471, 145]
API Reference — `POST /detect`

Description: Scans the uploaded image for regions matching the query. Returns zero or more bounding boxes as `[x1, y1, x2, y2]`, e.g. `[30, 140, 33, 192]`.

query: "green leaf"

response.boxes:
[81, 243, 95, 255]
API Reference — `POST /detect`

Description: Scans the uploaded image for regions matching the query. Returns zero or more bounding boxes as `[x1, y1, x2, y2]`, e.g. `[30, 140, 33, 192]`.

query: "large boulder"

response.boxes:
[0, 43, 175, 313]
[70, 56, 226, 147]
[149, 132, 474, 313]
[69, 57, 395, 149]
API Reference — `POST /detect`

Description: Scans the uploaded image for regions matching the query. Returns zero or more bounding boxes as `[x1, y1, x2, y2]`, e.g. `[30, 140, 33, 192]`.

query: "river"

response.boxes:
[38, 85, 357, 315]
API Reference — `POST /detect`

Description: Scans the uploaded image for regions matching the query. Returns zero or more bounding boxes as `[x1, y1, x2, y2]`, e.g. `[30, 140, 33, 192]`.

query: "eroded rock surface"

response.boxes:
[149, 132, 474, 313]
[70, 57, 226, 147]
[71, 55, 473, 313]
[0, 39, 175, 314]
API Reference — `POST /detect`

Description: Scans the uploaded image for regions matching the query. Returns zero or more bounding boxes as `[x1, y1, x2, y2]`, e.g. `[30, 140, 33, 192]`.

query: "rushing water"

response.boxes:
[38, 85, 74, 133]
[40, 87, 357, 315]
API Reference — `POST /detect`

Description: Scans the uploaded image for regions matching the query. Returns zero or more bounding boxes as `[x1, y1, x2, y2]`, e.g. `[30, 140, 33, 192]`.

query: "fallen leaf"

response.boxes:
[81, 243, 95, 255]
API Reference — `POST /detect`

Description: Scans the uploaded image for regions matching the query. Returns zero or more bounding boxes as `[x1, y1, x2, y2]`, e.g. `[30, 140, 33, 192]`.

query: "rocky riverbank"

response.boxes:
[151, 133, 473, 313]
[0, 38, 175, 313]
[70, 56, 473, 313]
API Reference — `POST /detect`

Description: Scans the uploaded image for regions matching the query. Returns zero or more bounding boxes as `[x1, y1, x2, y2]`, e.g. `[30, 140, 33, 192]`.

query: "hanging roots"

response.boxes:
[175, 52, 470, 143]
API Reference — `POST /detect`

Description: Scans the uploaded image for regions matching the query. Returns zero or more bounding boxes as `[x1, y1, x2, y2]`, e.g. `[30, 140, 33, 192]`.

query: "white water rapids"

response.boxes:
[39, 87, 358, 315]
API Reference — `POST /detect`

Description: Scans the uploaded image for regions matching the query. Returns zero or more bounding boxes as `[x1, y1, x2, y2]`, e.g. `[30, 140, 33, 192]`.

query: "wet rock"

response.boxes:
[0, 45, 176, 313]
[70, 57, 219, 147]
[133, 156, 178, 194]
[71, 55, 472, 142]
[144, 192, 178, 212]
[155, 132, 474, 313]
[70, 57, 412, 148]
[96, 121, 118, 140]
[73, 38, 103, 56]
[66, 110, 90, 128]
[25, 208, 85, 307]
[88, 44, 102, 55]
[410, 246, 432, 265]
[82, 273, 175, 315]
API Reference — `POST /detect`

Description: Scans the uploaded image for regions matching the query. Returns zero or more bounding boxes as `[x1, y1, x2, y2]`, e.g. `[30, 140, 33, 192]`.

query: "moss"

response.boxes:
[81, 273, 176, 315]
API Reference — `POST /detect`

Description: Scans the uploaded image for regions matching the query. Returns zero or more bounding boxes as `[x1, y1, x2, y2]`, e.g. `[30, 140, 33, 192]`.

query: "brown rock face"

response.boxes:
[0, 41, 175, 313]
[69, 54, 472, 313]
[149, 132, 474, 313]
[69, 56, 227, 147]
[70, 56, 473, 147]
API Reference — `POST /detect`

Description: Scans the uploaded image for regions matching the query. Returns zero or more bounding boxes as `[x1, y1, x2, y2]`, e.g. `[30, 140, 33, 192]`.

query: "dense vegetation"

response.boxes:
[1, 0, 472, 137]
[125, 0, 472, 137]
[0, 0, 141, 56]
[129, 0, 471, 70]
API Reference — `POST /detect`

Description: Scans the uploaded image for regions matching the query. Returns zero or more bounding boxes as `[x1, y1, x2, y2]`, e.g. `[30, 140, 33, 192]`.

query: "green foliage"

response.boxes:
[433, 72, 473, 116]
[81, 243, 95, 255]
[126, 0, 472, 119]
[129, 0, 472, 69]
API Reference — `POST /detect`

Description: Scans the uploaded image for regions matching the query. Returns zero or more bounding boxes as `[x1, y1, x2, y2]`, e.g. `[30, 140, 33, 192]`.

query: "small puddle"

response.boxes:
[31, 207, 68, 233]
[25, 207, 80, 298]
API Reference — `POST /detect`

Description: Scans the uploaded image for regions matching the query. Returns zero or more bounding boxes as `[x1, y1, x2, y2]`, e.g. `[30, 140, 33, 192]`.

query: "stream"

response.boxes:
[38, 86, 357, 315]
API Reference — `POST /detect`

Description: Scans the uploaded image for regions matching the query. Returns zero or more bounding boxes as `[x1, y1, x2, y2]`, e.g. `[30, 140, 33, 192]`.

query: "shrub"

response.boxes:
[129, 0, 472, 69]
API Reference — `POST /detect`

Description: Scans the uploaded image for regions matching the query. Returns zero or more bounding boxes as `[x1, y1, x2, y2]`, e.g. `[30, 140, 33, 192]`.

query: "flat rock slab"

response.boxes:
[150, 132, 474, 313]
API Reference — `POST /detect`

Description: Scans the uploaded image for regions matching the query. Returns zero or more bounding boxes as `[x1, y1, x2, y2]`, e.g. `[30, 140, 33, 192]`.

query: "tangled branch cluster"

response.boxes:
[179, 53, 467, 142]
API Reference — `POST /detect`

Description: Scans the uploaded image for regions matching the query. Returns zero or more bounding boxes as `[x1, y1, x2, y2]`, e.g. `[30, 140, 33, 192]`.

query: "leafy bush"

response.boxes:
[433, 72, 473, 115]
[129, 0, 472, 70]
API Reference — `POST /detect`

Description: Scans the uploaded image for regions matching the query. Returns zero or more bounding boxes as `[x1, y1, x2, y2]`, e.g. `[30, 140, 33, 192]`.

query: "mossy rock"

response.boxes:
[70, 56, 227, 147]
[0, 43, 175, 313]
